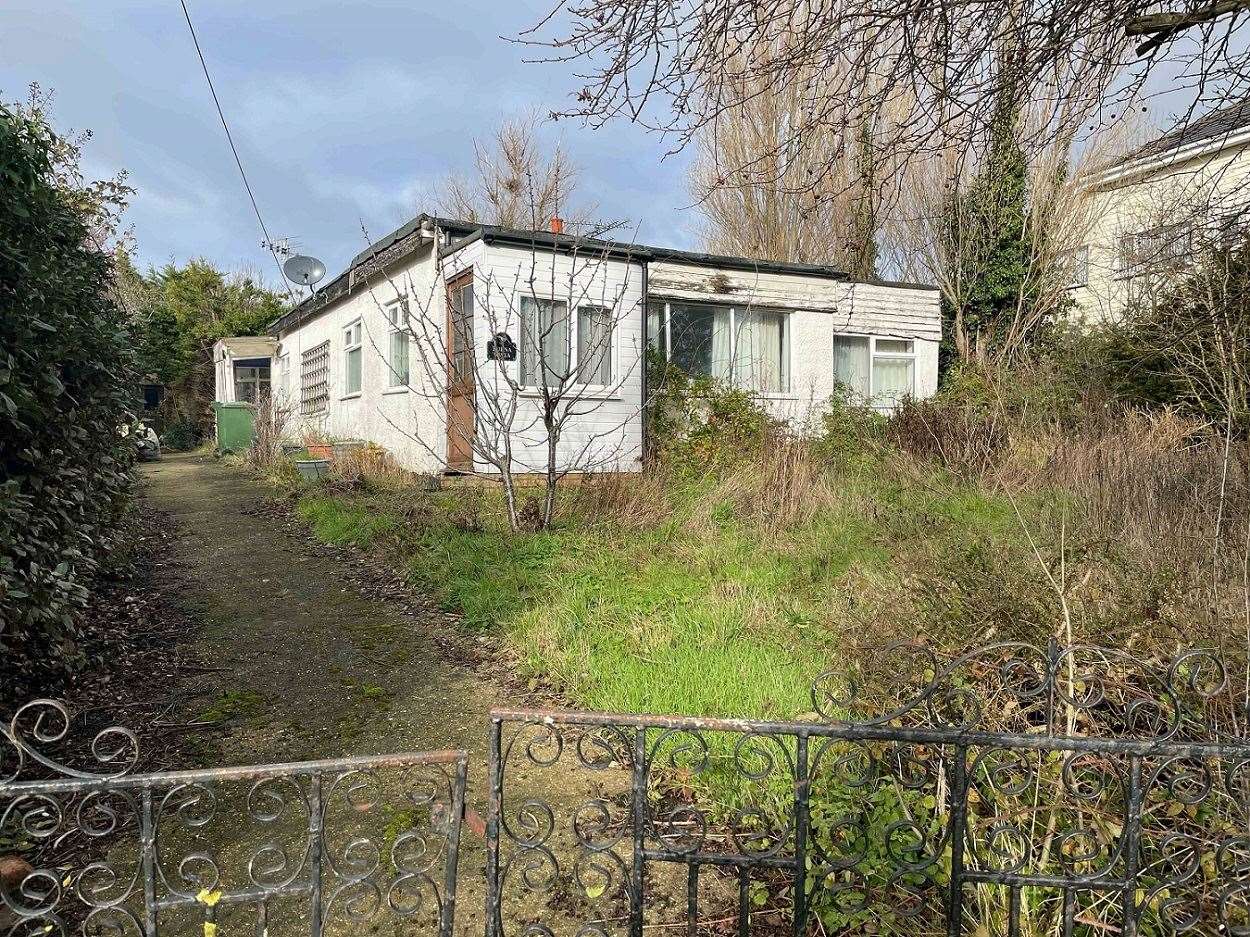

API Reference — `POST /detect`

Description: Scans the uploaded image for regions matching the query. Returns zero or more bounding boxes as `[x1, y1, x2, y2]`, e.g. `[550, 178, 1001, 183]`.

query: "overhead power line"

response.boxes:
[178, 0, 296, 303]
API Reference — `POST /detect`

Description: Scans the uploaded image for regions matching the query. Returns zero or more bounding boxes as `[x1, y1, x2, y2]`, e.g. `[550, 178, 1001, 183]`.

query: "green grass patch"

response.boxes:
[288, 461, 1044, 721]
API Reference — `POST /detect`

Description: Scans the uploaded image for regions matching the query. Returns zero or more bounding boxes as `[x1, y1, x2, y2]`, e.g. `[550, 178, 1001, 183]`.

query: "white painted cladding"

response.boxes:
[275, 244, 447, 473]
[449, 241, 647, 474]
[648, 262, 941, 341]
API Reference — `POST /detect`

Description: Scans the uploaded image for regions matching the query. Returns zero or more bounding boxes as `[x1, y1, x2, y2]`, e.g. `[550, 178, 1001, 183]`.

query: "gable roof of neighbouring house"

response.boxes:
[1111, 97, 1250, 173]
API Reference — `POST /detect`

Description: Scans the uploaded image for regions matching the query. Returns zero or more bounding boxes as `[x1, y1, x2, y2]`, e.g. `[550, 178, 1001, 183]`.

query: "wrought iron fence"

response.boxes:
[485, 641, 1250, 936]
[0, 700, 467, 937]
[6, 641, 1250, 937]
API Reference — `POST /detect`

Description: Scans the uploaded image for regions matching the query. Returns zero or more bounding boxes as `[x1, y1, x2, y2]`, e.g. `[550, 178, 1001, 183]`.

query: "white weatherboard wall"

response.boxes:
[275, 244, 446, 473]
[647, 261, 941, 428]
[450, 240, 647, 474]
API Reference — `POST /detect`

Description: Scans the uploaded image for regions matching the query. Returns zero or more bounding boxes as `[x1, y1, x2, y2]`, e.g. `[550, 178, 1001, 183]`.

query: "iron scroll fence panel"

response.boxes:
[485, 641, 1250, 936]
[0, 700, 469, 937]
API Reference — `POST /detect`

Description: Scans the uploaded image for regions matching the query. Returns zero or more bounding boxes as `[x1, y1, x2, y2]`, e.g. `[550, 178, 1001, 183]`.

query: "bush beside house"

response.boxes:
[0, 103, 136, 700]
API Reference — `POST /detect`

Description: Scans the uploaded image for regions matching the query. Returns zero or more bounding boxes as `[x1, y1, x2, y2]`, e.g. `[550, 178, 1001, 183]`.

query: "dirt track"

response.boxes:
[142, 452, 504, 768]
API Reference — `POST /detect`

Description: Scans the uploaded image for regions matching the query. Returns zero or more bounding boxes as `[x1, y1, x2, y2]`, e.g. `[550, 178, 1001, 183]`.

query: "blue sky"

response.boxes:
[0, 0, 697, 284]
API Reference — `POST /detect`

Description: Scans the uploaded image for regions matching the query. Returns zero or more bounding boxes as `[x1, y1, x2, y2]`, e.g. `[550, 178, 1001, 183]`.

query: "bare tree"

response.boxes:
[523, 0, 1248, 207]
[689, 46, 900, 278]
[882, 105, 1142, 366]
[434, 116, 610, 233]
[360, 230, 649, 531]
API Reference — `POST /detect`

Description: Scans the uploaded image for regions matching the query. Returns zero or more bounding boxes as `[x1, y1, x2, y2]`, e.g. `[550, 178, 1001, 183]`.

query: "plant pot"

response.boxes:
[305, 443, 334, 461]
[295, 459, 331, 482]
[280, 443, 303, 457]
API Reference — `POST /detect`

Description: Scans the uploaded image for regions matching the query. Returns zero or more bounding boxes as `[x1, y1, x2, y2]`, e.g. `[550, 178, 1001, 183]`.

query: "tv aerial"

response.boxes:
[282, 254, 326, 289]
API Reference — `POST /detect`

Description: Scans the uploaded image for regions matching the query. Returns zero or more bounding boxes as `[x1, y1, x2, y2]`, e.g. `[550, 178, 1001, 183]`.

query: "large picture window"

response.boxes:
[649, 301, 789, 393]
[832, 334, 916, 408]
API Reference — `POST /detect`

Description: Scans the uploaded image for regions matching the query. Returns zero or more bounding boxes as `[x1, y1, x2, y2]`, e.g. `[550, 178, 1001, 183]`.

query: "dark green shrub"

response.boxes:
[809, 387, 885, 464]
[646, 362, 782, 468]
[160, 417, 200, 452]
[0, 103, 136, 700]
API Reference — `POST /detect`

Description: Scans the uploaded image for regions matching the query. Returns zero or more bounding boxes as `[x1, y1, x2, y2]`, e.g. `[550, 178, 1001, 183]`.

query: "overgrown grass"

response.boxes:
[292, 456, 1035, 719]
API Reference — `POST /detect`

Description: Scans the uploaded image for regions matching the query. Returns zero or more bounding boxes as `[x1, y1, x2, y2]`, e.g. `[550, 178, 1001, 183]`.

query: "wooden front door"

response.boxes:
[446, 271, 475, 472]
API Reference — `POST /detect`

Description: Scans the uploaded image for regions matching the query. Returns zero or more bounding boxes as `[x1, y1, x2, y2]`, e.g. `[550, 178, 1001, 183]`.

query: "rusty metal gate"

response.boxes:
[5, 641, 1250, 936]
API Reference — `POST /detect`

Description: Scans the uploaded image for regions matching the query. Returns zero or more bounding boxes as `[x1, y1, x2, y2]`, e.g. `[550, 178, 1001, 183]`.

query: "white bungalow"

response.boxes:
[237, 215, 940, 475]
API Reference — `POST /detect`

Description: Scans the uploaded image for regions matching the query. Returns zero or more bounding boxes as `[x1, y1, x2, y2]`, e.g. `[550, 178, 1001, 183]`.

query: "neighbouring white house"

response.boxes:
[1071, 98, 1250, 323]
[228, 214, 940, 475]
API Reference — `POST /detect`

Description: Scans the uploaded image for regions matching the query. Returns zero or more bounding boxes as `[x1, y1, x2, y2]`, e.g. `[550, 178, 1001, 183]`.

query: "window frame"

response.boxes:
[1067, 245, 1090, 289]
[832, 332, 917, 408]
[649, 300, 791, 396]
[384, 297, 411, 390]
[343, 318, 363, 398]
[517, 294, 619, 392]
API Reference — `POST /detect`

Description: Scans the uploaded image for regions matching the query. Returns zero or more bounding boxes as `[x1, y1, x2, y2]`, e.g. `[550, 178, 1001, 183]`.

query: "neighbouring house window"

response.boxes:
[833, 334, 916, 408]
[1068, 246, 1090, 288]
[233, 358, 270, 404]
[343, 320, 363, 395]
[520, 296, 570, 387]
[1119, 224, 1191, 304]
[300, 341, 330, 415]
[649, 301, 788, 393]
[577, 305, 614, 385]
[386, 298, 410, 387]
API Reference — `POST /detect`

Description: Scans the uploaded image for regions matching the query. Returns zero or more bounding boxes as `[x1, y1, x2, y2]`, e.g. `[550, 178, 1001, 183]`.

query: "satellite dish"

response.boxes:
[283, 254, 326, 287]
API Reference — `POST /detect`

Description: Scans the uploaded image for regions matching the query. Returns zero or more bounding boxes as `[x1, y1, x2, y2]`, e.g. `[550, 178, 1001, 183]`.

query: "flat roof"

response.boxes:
[270, 213, 934, 334]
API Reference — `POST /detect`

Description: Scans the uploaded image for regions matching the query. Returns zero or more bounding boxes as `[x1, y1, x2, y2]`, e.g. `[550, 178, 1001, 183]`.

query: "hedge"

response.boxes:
[0, 104, 136, 700]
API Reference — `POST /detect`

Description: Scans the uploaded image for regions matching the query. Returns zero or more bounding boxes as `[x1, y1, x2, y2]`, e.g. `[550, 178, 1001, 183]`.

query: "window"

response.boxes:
[232, 358, 270, 404]
[520, 296, 570, 387]
[832, 335, 870, 397]
[650, 301, 789, 393]
[1119, 224, 1191, 302]
[386, 299, 410, 387]
[577, 305, 614, 385]
[734, 309, 788, 393]
[1068, 246, 1090, 288]
[833, 334, 915, 408]
[300, 341, 330, 415]
[343, 321, 362, 395]
[276, 353, 289, 404]
[449, 278, 474, 382]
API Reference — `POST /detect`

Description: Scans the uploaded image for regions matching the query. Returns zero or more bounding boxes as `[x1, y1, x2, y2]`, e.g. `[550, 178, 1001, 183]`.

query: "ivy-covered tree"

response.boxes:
[944, 99, 1033, 364]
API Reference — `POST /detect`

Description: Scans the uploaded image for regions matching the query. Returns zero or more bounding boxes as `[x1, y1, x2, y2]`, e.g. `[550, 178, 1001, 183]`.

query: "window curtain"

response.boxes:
[832, 335, 870, 399]
[734, 310, 786, 393]
[668, 304, 730, 381]
[345, 348, 362, 394]
[521, 296, 570, 387]
[872, 357, 914, 407]
[389, 331, 409, 386]
[578, 306, 613, 384]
